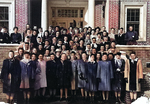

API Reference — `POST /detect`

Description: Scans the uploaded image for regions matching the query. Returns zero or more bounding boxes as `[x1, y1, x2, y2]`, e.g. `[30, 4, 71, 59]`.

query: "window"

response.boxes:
[52, 8, 84, 18]
[127, 9, 140, 35]
[0, 7, 8, 30]
[57, 9, 78, 17]
[120, 2, 147, 41]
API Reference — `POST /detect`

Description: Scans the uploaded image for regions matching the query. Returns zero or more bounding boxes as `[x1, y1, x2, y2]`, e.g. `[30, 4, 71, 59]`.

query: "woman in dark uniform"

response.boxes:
[112, 52, 125, 103]
[57, 53, 71, 102]
[46, 53, 57, 99]
[1, 50, 21, 103]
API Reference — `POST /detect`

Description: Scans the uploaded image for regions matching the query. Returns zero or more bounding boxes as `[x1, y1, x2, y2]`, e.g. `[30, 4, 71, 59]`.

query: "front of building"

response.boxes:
[0, 0, 150, 44]
[0, 0, 150, 102]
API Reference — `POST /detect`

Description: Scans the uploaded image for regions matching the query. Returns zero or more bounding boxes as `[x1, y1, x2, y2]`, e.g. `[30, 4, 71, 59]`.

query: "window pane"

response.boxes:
[127, 9, 140, 34]
[80, 10, 83, 17]
[56, 8, 84, 18]
[0, 7, 8, 20]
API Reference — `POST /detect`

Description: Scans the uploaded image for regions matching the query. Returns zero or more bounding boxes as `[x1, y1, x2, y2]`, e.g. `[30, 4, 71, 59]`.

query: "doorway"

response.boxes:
[50, 7, 84, 28]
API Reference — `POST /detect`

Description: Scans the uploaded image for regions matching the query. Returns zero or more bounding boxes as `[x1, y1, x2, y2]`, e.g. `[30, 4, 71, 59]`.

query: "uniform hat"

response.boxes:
[55, 49, 61, 52]
[116, 52, 121, 56]
[102, 52, 108, 56]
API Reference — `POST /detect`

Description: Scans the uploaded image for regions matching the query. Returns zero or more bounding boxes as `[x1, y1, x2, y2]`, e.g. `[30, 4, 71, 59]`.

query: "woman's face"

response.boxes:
[80, 40, 84, 45]
[90, 55, 95, 62]
[56, 32, 60, 37]
[24, 54, 30, 59]
[32, 48, 37, 54]
[45, 50, 50, 55]
[61, 54, 66, 61]
[69, 41, 74, 46]
[108, 54, 113, 60]
[45, 41, 49, 45]
[111, 42, 116, 48]
[45, 32, 48, 36]
[71, 54, 75, 60]
[100, 46, 104, 50]
[111, 29, 115, 34]
[62, 45, 66, 50]
[105, 45, 109, 49]
[75, 37, 78, 42]
[91, 30, 95, 34]
[96, 28, 99, 32]
[130, 54, 136, 60]
[27, 30, 31, 34]
[103, 32, 107, 36]
[33, 31, 37, 35]
[9, 52, 14, 59]
[50, 55, 55, 60]
[31, 55, 36, 61]
[39, 45, 42, 50]
[51, 46, 55, 50]
[18, 49, 23, 55]
[52, 37, 57, 43]
[55, 27, 59, 31]
[82, 53, 87, 61]
[102, 55, 107, 61]
[64, 37, 68, 41]
[116, 55, 120, 59]
[96, 54, 101, 59]
[25, 44, 29, 50]
[97, 34, 101, 38]
[38, 55, 43, 61]
[73, 45, 77, 50]
[58, 41, 62, 45]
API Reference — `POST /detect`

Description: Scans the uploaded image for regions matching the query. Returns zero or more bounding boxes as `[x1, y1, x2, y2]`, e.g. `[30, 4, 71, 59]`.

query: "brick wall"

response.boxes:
[95, 4, 105, 28]
[15, 0, 28, 34]
[109, 0, 119, 33]
[116, 45, 150, 72]
[97, 0, 150, 44]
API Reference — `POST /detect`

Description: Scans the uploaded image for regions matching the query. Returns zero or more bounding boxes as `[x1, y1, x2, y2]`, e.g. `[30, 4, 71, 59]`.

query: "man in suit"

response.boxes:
[115, 28, 126, 45]
[10, 27, 22, 44]
[125, 26, 138, 45]
[0, 26, 10, 43]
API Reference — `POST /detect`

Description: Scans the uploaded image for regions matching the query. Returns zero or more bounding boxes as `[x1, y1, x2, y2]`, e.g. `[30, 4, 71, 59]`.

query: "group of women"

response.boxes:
[0, 25, 143, 104]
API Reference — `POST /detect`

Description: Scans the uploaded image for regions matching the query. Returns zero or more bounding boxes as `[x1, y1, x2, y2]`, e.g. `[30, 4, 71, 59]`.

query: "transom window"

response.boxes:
[52, 8, 84, 18]
[127, 9, 140, 34]
[0, 7, 9, 30]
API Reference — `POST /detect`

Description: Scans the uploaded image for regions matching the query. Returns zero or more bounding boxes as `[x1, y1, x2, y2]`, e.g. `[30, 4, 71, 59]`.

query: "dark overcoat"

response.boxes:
[77, 60, 88, 88]
[1, 59, 21, 93]
[57, 60, 72, 88]
[0, 32, 10, 43]
[10, 33, 22, 43]
[96, 61, 113, 91]
[112, 59, 125, 91]
[46, 60, 57, 89]
[85, 62, 97, 91]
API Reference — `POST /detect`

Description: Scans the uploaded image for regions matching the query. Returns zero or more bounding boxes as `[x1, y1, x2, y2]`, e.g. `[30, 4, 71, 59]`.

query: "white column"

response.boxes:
[88, 0, 95, 29]
[41, 0, 47, 31]
[105, 0, 109, 32]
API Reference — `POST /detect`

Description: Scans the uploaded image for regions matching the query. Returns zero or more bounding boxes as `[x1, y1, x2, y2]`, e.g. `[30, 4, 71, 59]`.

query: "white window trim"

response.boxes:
[120, 2, 147, 41]
[0, 0, 15, 34]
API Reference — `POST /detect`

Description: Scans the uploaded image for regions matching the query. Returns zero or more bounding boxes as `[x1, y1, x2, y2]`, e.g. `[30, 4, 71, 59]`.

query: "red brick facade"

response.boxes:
[108, 0, 119, 33]
[15, 0, 28, 33]
[95, 4, 105, 28]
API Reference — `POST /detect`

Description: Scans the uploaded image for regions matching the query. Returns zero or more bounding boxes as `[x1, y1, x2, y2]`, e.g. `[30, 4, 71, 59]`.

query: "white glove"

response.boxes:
[117, 68, 121, 72]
